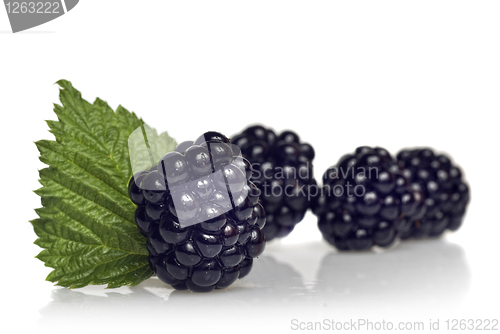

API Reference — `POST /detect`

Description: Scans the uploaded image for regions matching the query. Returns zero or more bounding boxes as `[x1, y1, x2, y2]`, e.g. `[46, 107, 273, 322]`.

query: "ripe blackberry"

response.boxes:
[231, 125, 316, 241]
[312, 146, 426, 251]
[396, 148, 470, 238]
[128, 132, 266, 292]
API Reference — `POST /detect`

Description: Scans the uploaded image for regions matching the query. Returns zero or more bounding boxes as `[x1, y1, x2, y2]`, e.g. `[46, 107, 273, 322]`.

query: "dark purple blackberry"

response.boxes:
[312, 146, 426, 251]
[128, 132, 266, 292]
[396, 148, 470, 239]
[232, 125, 316, 241]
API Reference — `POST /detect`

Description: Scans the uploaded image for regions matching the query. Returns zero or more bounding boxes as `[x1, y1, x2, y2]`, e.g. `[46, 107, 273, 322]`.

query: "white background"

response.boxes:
[1, 1, 499, 333]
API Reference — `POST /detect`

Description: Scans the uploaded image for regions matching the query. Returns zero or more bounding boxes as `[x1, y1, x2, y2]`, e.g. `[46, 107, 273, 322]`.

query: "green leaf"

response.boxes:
[32, 80, 177, 288]
[128, 123, 177, 176]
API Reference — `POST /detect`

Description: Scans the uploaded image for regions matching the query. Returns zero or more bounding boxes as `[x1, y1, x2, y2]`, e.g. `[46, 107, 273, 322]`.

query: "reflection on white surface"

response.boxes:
[37, 239, 470, 333]
[313, 239, 471, 318]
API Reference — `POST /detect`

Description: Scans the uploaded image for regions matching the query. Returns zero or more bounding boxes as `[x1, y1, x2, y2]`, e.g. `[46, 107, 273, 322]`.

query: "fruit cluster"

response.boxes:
[128, 132, 266, 292]
[127, 127, 471, 292]
[396, 148, 470, 239]
[312, 147, 426, 250]
[231, 125, 316, 241]
[312, 146, 469, 251]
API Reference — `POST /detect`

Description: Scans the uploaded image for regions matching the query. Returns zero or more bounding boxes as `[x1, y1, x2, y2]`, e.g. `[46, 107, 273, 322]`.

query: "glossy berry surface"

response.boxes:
[128, 131, 266, 292]
[396, 148, 470, 239]
[232, 125, 316, 241]
[312, 146, 425, 251]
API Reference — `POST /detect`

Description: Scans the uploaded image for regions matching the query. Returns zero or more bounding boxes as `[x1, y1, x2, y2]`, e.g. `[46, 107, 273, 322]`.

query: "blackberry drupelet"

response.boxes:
[128, 132, 266, 292]
[312, 146, 426, 251]
[231, 125, 316, 241]
[396, 148, 470, 239]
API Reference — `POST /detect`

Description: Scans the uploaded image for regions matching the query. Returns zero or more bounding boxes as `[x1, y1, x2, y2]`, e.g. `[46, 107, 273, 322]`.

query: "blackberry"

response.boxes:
[128, 132, 266, 292]
[312, 146, 426, 251]
[396, 148, 470, 238]
[231, 125, 316, 241]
